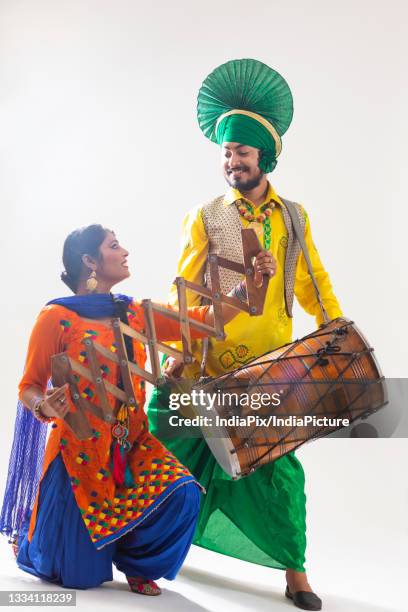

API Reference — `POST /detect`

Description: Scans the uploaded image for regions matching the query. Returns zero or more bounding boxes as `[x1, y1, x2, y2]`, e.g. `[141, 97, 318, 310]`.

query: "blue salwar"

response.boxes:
[16, 453, 201, 589]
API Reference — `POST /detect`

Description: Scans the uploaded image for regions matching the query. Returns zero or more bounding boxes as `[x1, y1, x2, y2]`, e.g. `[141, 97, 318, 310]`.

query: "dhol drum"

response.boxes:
[192, 317, 387, 478]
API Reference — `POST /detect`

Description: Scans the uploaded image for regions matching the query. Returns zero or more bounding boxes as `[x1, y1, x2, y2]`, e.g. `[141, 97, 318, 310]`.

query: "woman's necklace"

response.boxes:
[237, 200, 274, 250]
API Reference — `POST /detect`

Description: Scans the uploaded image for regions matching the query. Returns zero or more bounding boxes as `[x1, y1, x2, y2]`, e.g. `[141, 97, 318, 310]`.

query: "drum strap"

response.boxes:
[280, 198, 330, 324]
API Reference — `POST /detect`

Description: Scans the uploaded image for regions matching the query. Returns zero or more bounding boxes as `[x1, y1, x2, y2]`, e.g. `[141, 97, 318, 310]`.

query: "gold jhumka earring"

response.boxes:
[86, 270, 98, 292]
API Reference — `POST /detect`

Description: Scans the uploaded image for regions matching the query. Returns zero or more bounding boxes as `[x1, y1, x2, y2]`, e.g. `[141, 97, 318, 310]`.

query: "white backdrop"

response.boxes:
[0, 2, 407, 611]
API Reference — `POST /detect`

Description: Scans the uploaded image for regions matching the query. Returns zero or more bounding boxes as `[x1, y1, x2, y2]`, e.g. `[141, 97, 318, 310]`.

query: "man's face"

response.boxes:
[222, 142, 264, 191]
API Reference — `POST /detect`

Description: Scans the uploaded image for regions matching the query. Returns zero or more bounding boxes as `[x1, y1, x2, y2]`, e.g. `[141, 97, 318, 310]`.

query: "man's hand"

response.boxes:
[162, 356, 185, 379]
[253, 250, 277, 288]
[204, 249, 277, 328]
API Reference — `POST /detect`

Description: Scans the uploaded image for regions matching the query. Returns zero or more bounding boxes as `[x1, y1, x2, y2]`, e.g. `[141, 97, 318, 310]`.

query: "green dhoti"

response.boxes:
[148, 382, 307, 572]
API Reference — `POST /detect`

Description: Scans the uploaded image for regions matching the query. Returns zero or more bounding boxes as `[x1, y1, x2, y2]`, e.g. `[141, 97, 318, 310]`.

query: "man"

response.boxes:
[148, 58, 342, 611]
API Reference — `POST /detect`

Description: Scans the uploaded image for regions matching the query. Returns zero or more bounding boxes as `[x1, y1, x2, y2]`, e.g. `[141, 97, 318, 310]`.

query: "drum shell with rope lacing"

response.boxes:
[192, 317, 387, 478]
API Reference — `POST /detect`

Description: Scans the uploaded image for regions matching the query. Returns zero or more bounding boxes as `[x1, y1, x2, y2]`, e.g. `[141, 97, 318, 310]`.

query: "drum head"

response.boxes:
[192, 390, 242, 479]
[204, 435, 242, 479]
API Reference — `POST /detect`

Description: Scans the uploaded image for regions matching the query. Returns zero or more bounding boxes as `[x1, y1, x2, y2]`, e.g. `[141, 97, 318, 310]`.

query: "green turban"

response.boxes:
[215, 113, 278, 173]
[197, 58, 293, 174]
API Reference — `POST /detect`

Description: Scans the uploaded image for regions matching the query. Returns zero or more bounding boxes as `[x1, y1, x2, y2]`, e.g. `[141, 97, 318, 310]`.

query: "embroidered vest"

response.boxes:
[201, 195, 306, 317]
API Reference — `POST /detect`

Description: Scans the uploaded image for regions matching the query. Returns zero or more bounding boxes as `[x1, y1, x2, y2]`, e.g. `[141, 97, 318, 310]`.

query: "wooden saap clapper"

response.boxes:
[51, 229, 270, 439]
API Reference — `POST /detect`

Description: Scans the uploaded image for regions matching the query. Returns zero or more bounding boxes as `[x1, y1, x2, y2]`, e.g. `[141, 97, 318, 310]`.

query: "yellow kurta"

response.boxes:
[168, 182, 343, 377]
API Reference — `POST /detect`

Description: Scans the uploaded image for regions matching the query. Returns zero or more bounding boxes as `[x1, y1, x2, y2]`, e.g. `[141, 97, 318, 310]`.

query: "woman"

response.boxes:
[1, 224, 274, 595]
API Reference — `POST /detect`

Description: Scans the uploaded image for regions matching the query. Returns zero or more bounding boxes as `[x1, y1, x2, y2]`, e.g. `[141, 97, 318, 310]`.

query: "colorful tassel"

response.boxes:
[112, 442, 126, 486]
[110, 403, 136, 487]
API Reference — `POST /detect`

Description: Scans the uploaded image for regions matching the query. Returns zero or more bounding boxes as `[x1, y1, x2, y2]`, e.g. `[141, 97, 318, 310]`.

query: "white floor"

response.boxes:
[1, 440, 406, 612]
[0, 533, 404, 612]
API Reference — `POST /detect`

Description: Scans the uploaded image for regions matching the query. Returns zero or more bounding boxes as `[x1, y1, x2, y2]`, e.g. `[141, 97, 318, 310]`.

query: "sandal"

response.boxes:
[126, 575, 161, 596]
[285, 585, 322, 610]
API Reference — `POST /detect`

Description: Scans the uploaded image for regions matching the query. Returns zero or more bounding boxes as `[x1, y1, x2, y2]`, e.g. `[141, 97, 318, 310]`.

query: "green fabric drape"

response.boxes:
[147, 378, 307, 572]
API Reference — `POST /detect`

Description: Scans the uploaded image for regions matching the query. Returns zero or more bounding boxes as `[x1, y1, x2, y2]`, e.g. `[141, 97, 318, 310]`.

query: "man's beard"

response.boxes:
[225, 166, 264, 192]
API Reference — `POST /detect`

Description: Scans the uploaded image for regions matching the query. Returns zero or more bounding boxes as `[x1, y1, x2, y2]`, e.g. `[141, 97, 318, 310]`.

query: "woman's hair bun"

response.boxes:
[60, 270, 76, 292]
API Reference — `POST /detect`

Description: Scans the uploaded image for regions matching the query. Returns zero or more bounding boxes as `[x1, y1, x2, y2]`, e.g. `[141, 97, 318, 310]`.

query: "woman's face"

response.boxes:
[94, 230, 130, 286]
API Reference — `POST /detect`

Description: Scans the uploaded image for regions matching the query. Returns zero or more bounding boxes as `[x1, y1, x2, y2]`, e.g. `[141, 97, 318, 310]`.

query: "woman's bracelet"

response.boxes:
[30, 395, 52, 423]
[228, 280, 248, 304]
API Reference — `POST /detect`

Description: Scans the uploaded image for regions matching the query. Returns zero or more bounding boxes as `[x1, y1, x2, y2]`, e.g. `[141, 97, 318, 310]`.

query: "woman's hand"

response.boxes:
[40, 384, 71, 419]
[253, 250, 277, 288]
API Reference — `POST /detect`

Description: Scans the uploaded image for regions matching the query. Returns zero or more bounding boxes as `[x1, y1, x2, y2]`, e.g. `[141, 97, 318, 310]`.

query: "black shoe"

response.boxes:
[285, 585, 322, 610]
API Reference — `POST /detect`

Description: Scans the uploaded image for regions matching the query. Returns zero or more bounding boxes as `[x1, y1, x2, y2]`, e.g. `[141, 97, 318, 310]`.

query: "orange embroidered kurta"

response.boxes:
[19, 300, 208, 550]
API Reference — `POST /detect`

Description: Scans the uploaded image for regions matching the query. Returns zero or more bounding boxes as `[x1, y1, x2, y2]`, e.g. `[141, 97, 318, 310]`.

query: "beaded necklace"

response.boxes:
[237, 200, 274, 250]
